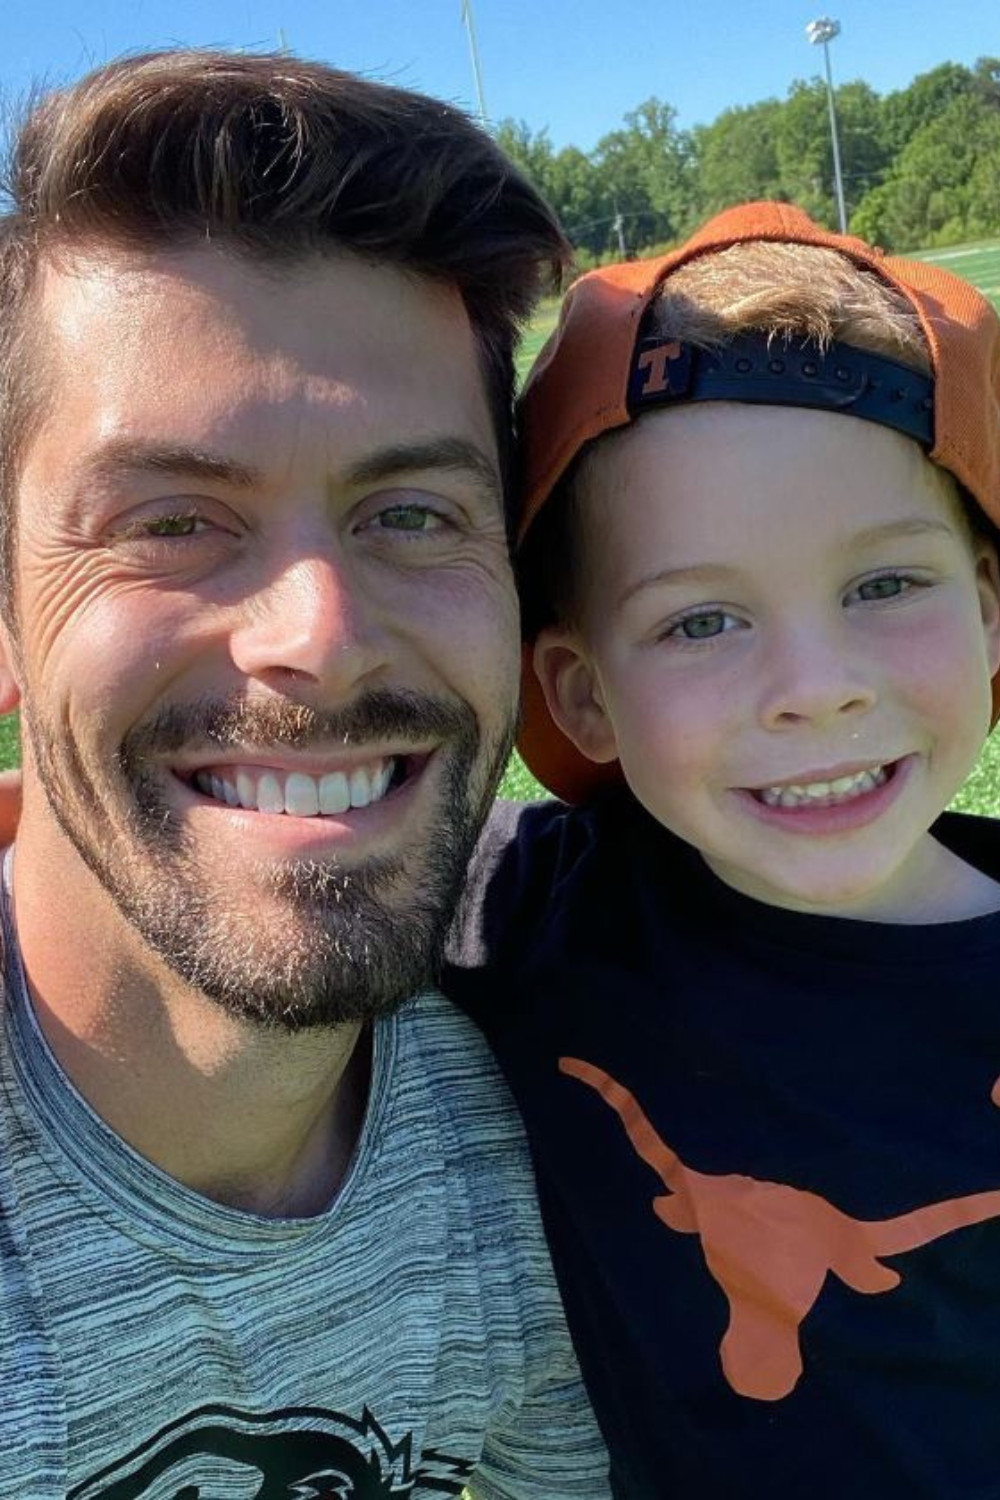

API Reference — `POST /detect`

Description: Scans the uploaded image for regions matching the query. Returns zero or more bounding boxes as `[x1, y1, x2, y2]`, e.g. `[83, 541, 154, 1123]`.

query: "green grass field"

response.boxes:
[6, 236, 1000, 816]
[516, 296, 562, 372]
[499, 234, 1000, 808]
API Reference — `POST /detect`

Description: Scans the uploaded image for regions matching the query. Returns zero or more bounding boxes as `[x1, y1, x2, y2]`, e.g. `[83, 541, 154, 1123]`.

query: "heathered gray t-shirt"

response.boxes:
[0, 916, 609, 1499]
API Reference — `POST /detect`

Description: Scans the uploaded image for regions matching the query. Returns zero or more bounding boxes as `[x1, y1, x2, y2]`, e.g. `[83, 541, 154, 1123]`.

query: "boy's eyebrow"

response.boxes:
[616, 563, 739, 610]
[846, 518, 958, 550]
[617, 518, 959, 610]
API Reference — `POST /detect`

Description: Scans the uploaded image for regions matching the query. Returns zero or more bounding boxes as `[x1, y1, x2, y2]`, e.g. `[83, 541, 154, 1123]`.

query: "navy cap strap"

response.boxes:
[626, 330, 935, 448]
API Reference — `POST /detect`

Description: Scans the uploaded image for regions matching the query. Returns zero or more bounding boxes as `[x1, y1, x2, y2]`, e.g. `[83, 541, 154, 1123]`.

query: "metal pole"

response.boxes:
[806, 18, 848, 234]
[461, 0, 488, 125]
[821, 39, 848, 232]
[612, 201, 627, 258]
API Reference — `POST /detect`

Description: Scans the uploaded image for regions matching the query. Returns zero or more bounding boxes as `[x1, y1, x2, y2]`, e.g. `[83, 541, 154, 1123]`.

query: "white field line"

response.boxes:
[922, 246, 994, 262]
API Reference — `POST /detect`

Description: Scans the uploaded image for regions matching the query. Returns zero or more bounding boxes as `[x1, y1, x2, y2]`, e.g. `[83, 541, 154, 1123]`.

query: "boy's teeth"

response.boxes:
[758, 765, 886, 809]
[193, 759, 396, 816]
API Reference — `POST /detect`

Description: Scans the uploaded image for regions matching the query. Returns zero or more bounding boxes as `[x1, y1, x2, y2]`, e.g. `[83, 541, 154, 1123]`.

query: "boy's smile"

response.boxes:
[538, 402, 1000, 921]
[737, 755, 904, 833]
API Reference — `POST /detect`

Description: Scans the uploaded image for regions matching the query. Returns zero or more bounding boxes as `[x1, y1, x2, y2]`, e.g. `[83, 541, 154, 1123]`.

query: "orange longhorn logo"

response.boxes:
[561, 1057, 1000, 1402]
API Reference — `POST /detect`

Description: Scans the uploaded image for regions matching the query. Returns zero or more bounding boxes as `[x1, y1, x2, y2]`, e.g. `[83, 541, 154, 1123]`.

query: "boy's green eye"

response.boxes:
[672, 610, 730, 640]
[851, 573, 918, 604]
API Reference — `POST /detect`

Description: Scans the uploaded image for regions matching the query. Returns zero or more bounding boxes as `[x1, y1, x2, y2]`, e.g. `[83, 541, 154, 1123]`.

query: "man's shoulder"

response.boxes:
[393, 991, 528, 1146]
[391, 992, 549, 1244]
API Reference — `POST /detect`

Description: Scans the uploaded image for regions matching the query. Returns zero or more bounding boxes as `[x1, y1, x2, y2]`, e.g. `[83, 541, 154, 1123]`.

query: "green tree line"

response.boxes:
[496, 57, 1000, 261]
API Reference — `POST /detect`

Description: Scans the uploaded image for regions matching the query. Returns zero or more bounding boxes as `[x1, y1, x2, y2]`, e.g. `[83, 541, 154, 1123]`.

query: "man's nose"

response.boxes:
[756, 626, 876, 730]
[228, 550, 390, 695]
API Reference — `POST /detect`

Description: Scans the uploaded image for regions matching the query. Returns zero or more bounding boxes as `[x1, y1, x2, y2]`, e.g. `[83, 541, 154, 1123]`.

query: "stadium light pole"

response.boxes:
[461, 0, 488, 125]
[806, 17, 848, 233]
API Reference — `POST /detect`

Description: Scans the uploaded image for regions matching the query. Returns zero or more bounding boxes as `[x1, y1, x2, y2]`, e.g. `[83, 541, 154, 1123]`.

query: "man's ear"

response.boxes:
[533, 628, 619, 765]
[975, 540, 1000, 678]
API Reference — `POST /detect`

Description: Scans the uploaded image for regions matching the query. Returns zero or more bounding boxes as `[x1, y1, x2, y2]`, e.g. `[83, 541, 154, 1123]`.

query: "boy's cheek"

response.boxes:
[613, 695, 721, 799]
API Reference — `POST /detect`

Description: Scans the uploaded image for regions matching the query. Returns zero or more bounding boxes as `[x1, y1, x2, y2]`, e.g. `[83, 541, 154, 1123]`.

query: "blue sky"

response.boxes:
[2, 0, 997, 152]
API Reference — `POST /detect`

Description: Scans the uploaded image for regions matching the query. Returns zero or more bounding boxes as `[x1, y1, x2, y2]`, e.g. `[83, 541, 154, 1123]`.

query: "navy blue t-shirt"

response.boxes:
[446, 794, 1000, 1499]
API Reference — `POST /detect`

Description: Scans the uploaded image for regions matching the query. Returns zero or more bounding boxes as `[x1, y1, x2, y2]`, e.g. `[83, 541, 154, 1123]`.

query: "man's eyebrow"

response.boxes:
[342, 438, 502, 505]
[85, 441, 260, 490]
[83, 436, 503, 507]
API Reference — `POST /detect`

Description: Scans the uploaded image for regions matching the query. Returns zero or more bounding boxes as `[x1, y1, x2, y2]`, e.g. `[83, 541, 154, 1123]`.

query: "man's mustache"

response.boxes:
[119, 689, 477, 768]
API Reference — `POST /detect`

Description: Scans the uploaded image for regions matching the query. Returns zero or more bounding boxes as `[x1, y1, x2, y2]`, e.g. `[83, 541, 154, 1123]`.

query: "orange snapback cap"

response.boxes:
[516, 201, 1000, 803]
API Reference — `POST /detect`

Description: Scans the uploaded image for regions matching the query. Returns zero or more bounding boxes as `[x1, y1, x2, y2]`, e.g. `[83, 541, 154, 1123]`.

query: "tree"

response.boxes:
[494, 119, 558, 205]
[691, 100, 783, 215]
[495, 58, 1000, 263]
[544, 147, 610, 256]
[775, 78, 888, 227]
[851, 92, 1000, 248]
[494, 119, 616, 258]
[594, 98, 695, 253]
[880, 63, 976, 157]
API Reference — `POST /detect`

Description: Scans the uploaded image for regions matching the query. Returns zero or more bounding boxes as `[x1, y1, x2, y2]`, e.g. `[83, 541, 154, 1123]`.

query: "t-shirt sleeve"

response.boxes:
[445, 797, 586, 1029]
[446, 799, 534, 968]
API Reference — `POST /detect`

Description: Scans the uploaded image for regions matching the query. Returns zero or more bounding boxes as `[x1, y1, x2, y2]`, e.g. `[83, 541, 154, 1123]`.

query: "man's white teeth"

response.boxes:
[194, 760, 396, 815]
[758, 764, 887, 809]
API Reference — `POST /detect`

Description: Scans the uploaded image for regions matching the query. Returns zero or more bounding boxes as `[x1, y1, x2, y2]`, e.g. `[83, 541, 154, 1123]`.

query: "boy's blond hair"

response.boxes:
[521, 239, 933, 636]
[650, 240, 929, 373]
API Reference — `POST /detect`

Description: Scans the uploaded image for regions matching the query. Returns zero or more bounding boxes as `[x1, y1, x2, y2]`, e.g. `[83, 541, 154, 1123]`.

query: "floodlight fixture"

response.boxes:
[806, 17, 840, 46]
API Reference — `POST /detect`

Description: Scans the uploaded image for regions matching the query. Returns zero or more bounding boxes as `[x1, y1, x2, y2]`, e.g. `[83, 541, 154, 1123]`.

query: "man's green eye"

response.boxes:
[378, 505, 439, 532]
[146, 514, 200, 537]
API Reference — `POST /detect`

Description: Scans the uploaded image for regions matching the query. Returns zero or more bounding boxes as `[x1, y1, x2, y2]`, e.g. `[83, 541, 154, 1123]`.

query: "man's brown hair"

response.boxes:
[0, 48, 571, 592]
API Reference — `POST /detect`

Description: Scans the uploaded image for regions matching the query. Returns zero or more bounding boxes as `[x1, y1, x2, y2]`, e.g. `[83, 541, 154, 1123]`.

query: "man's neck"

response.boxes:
[9, 834, 372, 1219]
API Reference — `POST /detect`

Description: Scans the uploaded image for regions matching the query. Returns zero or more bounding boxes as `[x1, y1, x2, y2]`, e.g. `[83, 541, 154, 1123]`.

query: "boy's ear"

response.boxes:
[0, 618, 22, 717]
[532, 628, 619, 765]
[975, 540, 1000, 678]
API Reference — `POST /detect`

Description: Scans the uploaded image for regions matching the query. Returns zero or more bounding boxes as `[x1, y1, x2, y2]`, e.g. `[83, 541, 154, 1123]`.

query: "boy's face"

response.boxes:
[536, 403, 1000, 919]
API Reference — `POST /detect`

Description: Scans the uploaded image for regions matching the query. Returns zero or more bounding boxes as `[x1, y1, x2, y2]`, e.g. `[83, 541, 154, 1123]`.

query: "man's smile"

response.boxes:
[182, 755, 414, 816]
[162, 746, 441, 854]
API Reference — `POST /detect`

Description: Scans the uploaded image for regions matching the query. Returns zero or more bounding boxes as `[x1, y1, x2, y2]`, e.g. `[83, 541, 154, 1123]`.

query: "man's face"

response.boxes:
[540, 402, 1000, 919]
[6, 246, 520, 1026]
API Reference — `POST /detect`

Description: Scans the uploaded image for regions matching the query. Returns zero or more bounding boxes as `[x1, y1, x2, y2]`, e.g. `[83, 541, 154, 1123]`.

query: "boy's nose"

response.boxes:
[757, 631, 877, 730]
[228, 550, 390, 698]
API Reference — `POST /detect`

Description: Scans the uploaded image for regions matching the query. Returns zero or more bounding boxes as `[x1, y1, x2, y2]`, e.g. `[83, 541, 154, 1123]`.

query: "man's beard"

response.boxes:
[23, 688, 514, 1032]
